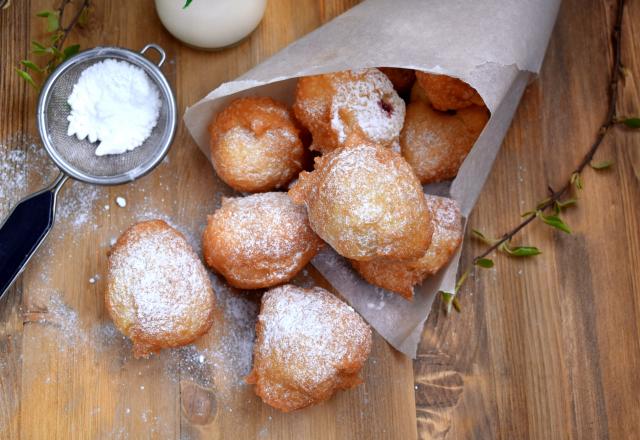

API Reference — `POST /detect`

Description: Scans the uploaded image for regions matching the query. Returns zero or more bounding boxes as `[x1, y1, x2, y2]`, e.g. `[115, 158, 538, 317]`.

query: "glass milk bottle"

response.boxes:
[155, 0, 267, 50]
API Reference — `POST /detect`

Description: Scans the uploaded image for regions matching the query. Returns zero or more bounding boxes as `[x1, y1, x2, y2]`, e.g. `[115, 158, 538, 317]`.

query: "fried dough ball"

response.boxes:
[415, 71, 484, 111]
[400, 100, 489, 184]
[292, 68, 405, 154]
[106, 220, 215, 358]
[351, 196, 463, 300]
[202, 192, 323, 289]
[410, 81, 429, 104]
[378, 67, 416, 96]
[246, 284, 372, 412]
[208, 97, 305, 192]
[289, 143, 432, 261]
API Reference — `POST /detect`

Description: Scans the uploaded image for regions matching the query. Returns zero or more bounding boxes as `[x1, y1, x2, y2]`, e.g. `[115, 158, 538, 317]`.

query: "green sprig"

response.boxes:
[440, 268, 470, 314]
[472, 229, 541, 257]
[475, 258, 494, 268]
[471, 229, 496, 245]
[622, 117, 640, 129]
[570, 172, 583, 190]
[590, 160, 614, 170]
[537, 211, 571, 234]
[17, 2, 90, 90]
[499, 242, 541, 257]
[15, 69, 36, 88]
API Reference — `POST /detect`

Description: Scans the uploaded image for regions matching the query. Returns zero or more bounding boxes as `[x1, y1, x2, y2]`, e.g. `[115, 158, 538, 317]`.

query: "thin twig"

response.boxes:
[472, 0, 625, 264]
[56, 0, 90, 50]
[56, 0, 73, 30]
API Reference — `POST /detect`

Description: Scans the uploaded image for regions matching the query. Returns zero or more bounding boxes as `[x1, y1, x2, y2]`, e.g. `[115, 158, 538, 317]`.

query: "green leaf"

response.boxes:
[36, 10, 52, 17]
[46, 13, 60, 32]
[440, 291, 454, 314]
[623, 118, 640, 129]
[440, 292, 462, 314]
[452, 297, 461, 313]
[50, 32, 62, 44]
[454, 268, 471, 293]
[21, 59, 42, 72]
[570, 172, 583, 190]
[537, 212, 571, 234]
[555, 198, 577, 209]
[500, 242, 541, 257]
[508, 246, 541, 257]
[50, 46, 64, 60]
[471, 229, 496, 245]
[441, 268, 471, 315]
[15, 69, 36, 88]
[78, 6, 89, 27]
[78, 8, 90, 27]
[620, 65, 631, 78]
[63, 44, 81, 60]
[554, 198, 577, 214]
[475, 258, 494, 268]
[31, 40, 47, 54]
[590, 160, 614, 170]
[183, 0, 193, 8]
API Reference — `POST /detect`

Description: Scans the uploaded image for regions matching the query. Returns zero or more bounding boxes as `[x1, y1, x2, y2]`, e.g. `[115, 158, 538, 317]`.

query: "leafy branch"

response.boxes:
[442, 0, 638, 314]
[16, 0, 91, 88]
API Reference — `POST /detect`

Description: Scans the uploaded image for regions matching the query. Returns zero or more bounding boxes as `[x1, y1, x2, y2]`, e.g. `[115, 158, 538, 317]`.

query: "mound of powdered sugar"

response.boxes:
[67, 58, 161, 156]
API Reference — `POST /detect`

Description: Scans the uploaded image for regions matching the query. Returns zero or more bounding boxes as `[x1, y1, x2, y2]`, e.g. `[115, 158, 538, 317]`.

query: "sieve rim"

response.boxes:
[36, 45, 178, 186]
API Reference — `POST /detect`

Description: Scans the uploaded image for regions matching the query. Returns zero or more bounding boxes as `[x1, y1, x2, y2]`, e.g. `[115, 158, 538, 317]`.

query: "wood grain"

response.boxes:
[415, 0, 640, 439]
[0, 1, 416, 439]
[0, 2, 31, 439]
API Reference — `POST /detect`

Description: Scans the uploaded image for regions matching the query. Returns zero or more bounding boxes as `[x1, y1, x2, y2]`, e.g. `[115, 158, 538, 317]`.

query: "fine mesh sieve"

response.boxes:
[0, 43, 177, 298]
[38, 44, 177, 184]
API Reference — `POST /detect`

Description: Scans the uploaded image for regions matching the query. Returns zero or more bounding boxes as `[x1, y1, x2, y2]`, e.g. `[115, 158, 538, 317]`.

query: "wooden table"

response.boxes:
[0, 0, 638, 439]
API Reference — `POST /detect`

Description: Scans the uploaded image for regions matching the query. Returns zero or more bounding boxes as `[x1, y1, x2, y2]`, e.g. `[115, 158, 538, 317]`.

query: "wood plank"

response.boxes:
[3, 0, 639, 438]
[415, 0, 640, 438]
[17, 1, 183, 438]
[0, 1, 31, 438]
[0, 0, 417, 438]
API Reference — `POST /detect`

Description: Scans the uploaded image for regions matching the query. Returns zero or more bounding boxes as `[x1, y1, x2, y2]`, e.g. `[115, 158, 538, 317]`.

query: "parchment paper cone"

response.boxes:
[184, 0, 561, 357]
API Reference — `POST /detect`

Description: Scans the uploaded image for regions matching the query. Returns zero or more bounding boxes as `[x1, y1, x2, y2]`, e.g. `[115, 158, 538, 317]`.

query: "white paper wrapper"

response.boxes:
[184, 0, 561, 358]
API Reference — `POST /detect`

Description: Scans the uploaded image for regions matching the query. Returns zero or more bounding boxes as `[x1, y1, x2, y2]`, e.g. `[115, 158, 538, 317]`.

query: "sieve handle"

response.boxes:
[140, 44, 166, 67]
[0, 174, 68, 299]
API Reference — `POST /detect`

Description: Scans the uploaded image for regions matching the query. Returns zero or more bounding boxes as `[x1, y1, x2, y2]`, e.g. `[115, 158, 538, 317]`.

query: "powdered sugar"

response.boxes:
[168, 277, 259, 396]
[107, 221, 214, 354]
[30, 290, 89, 350]
[420, 195, 463, 273]
[56, 181, 104, 229]
[67, 59, 161, 156]
[251, 285, 371, 408]
[330, 68, 405, 145]
[294, 143, 430, 260]
[222, 193, 308, 259]
[220, 126, 302, 186]
[400, 100, 487, 183]
[350, 195, 463, 297]
[205, 192, 322, 286]
[0, 134, 57, 218]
